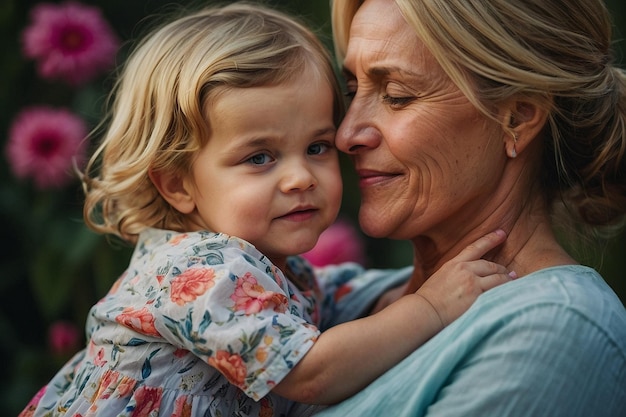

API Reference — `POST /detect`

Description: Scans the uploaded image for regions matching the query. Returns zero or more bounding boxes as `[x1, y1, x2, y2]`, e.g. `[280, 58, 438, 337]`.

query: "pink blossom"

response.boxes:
[6, 106, 88, 189]
[115, 306, 161, 337]
[48, 320, 80, 356]
[230, 273, 288, 314]
[129, 386, 163, 417]
[302, 219, 367, 266]
[22, 2, 119, 85]
[170, 267, 216, 306]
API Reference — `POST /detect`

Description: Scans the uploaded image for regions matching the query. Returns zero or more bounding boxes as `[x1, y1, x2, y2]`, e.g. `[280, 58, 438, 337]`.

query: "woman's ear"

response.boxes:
[149, 169, 196, 214]
[501, 97, 549, 158]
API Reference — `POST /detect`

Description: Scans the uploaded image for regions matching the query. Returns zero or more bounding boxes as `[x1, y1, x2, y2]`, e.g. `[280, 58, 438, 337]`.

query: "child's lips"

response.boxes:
[277, 207, 318, 221]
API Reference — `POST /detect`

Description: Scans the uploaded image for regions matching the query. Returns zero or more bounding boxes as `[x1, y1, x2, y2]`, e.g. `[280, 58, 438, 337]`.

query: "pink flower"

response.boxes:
[172, 395, 193, 417]
[208, 351, 247, 387]
[231, 273, 288, 314]
[116, 306, 161, 337]
[129, 386, 163, 417]
[22, 2, 119, 85]
[6, 106, 87, 189]
[302, 219, 366, 266]
[48, 320, 80, 356]
[170, 267, 216, 306]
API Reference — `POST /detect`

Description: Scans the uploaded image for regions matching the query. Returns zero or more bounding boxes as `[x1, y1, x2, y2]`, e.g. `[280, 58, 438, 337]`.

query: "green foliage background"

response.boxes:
[0, 0, 624, 415]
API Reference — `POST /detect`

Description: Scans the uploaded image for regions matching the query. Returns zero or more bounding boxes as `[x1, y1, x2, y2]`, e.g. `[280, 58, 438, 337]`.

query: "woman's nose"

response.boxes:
[336, 102, 381, 154]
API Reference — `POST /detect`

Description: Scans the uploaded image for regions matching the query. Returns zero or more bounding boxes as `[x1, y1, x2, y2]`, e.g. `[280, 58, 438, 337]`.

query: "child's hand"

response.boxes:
[415, 229, 515, 327]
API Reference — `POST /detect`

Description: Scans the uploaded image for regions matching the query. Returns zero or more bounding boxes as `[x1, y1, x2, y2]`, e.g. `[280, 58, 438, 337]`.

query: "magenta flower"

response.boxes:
[22, 2, 119, 85]
[302, 219, 367, 267]
[6, 106, 88, 189]
[48, 321, 81, 356]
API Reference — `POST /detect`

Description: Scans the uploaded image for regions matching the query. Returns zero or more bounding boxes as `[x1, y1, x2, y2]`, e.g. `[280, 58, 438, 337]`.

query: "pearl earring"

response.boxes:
[510, 132, 518, 158]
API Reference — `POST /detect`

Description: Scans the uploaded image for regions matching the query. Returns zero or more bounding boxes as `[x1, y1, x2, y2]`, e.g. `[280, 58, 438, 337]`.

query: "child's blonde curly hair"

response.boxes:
[82, 2, 344, 244]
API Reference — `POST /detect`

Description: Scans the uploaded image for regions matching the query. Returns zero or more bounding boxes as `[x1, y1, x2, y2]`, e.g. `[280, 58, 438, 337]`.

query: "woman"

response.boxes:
[316, 0, 626, 415]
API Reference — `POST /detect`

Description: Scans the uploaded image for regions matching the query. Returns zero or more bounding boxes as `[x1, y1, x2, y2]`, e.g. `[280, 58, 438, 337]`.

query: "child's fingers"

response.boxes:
[478, 270, 517, 292]
[461, 259, 516, 290]
[466, 259, 509, 276]
[454, 229, 507, 262]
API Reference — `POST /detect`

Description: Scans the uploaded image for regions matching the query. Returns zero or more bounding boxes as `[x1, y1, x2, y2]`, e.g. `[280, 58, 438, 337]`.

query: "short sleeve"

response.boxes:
[149, 234, 321, 401]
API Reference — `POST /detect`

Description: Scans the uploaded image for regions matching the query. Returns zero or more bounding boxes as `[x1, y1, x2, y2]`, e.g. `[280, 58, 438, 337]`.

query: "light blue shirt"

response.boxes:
[316, 265, 626, 417]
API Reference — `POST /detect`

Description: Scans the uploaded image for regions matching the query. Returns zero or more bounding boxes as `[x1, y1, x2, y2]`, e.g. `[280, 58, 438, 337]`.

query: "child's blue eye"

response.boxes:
[308, 143, 329, 155]
[248, 153, 272, 165]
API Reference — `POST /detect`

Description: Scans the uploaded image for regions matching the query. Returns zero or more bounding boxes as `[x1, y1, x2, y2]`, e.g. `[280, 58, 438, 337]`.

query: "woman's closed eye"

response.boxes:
[343, 77, 357, 102]
[382, 94, 415, 108]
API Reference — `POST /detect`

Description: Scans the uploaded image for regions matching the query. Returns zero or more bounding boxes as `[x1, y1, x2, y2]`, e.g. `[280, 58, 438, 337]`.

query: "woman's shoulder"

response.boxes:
[476, 264, 626, 345]
[494, 265, 622, 310]
[316, 266, 626, 417]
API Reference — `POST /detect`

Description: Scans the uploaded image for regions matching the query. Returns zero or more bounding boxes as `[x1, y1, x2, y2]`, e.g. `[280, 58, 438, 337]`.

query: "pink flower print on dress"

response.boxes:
[302, 219, 366, 267]
[116, 376, 137, 399]
[116, 306, 161, 337]
[172, 395, 193, 417]
[128, 386, 163, 417]
[259, 397, 275, 417]
[208, 350, 247, 387]
[93, 347, 107, 367]
[173, 348, 190, 358]
[91, 369, 120, 402]
[169, 233, 189, 245]
[231, 272, 289, 314]
[333, 284, 354, 303]
[6, 106, 87, 189]
[170, 267, 216, 306]
[21, 2, 119, 85]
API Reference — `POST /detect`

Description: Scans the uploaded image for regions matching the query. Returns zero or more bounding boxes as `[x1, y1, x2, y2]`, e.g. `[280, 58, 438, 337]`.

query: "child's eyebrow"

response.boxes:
[229, 127, 336, 150]
[312, 127, 338, 138]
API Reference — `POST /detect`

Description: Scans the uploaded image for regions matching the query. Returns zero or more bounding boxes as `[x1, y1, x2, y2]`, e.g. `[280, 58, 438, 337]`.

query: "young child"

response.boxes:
[19, 3, 513, 416]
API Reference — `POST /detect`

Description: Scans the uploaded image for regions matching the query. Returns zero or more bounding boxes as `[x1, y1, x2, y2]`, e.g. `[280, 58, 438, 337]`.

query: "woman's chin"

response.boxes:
[359, 215, 392, 238]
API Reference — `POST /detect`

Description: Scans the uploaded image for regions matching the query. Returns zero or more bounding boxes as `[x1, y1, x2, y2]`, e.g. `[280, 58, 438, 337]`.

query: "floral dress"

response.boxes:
[20, 228, 342, 417]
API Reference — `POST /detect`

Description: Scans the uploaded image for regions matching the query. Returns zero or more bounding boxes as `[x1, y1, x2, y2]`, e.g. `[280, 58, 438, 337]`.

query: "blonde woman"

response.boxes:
[316, 0, 626, 416]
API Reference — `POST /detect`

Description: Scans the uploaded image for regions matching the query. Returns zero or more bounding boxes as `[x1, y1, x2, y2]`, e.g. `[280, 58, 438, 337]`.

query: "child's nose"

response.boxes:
[280, 161, 317, 192]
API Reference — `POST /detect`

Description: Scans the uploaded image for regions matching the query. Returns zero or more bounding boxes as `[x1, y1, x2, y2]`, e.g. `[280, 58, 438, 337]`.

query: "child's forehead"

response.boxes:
[202, 78, 336, 149]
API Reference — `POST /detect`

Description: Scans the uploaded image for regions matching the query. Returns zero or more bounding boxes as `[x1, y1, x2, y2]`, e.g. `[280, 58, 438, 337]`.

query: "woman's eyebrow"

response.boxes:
[342, 64, 421, 79]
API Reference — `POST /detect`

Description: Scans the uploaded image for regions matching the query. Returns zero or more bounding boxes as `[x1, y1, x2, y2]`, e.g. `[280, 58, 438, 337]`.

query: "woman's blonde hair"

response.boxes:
[83, 2, 343, 243]
[332, 0, 626, 234]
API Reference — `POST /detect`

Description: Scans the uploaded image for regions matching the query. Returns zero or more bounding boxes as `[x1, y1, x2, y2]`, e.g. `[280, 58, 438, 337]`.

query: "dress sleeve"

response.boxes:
[151, 238, 320, 401]
[315, 263, 412, 330]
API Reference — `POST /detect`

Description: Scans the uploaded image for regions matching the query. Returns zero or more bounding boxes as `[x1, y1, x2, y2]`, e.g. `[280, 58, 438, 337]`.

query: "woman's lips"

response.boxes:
[356, 169, 400, 187]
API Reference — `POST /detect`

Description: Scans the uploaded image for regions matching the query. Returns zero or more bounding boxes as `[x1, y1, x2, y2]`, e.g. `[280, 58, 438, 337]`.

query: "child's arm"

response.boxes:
[273, 229, 514, 404]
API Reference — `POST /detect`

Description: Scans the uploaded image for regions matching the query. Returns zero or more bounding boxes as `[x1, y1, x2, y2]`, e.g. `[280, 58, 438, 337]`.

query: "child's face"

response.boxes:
[183, 73, 342, 269]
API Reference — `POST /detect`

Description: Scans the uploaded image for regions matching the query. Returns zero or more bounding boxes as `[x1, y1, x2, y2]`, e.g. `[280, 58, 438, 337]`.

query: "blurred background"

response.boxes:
[1, 0, 624, 414]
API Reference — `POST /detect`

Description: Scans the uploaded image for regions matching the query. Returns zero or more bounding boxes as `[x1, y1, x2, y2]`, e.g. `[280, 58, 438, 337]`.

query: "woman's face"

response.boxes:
[338, 0, 505, 241]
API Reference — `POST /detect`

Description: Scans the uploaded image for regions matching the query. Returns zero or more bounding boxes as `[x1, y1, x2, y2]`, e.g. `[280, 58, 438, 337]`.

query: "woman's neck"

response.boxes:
[405, 197, 576, 293]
